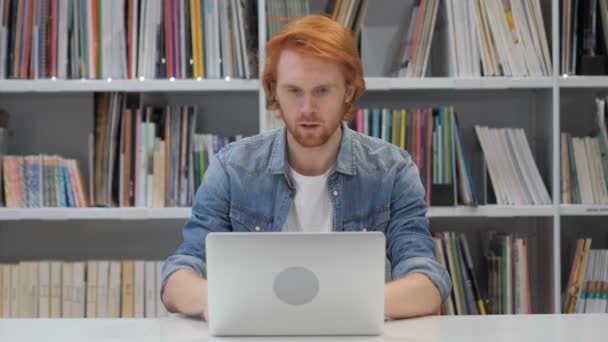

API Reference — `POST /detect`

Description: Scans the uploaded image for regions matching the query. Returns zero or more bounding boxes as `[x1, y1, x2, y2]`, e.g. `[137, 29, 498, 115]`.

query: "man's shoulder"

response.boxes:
[348, 129, 411, 173]
[216, 128, 281, 174]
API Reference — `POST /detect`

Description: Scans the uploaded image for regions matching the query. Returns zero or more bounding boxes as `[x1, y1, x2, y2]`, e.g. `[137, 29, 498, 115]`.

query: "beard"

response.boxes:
[284, 115, 343, 148]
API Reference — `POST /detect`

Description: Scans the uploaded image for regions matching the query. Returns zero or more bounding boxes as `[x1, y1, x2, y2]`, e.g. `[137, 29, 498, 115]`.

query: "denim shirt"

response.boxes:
[161, 122, 452, 303]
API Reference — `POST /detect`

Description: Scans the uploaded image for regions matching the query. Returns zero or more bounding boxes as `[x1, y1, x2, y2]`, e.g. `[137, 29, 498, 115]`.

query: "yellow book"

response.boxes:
[568, 238, 592, 313]
[400, 109, 406, 149]
[121, 261, 135, 318]
[193, 0, 205, 78]
[391, 109, 398, 145]
[190, 0, 199, 77]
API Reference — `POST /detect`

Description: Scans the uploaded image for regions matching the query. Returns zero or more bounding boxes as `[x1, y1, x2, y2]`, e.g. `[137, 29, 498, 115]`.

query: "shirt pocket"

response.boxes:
[343, 206, 390, 232]
[229, 204, 274, 233]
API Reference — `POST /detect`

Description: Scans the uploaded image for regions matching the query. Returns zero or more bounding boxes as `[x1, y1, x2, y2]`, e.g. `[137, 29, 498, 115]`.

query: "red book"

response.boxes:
[22, 0, 33, 78]
[50, 0, 58, 78]
[407, 0, 426, 77]
[164, 0, 173, 78]
[127, 0, 134, 78]
[93, 0, 100, 78]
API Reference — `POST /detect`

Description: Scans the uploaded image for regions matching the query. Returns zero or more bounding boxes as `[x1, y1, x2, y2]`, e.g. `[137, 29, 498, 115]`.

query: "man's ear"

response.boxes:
[270, 81, 279, 105]
[345, 84, 355, 103]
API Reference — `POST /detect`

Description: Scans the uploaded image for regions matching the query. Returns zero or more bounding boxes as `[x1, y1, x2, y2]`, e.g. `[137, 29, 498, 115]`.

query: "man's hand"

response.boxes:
[384, 272, 441, 319]
[162, 269, 209, 319]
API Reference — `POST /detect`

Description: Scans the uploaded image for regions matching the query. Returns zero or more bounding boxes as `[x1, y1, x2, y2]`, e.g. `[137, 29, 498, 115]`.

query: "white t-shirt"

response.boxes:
[282, 167, 334, 233]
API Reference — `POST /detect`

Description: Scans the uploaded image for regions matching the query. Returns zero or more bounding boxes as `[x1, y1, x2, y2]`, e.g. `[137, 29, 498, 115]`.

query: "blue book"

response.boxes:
[62, 162, 75, 207]
[372, 108, 380, 138]
[456, 235, 479, 315]
[384, 109, 392, 142]
[56, 160, 67, 207]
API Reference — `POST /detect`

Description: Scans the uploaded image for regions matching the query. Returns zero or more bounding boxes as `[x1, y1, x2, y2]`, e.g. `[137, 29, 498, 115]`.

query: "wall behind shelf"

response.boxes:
[0, 93, 94, 179]
[0, 219, 184, 262]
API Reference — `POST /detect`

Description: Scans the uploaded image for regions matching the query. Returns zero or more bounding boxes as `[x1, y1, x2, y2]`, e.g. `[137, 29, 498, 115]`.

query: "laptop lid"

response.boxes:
[206, 232, 385, 336]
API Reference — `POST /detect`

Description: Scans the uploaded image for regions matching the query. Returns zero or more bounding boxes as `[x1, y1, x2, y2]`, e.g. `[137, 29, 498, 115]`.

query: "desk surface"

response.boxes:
[1, 314, 607, 342]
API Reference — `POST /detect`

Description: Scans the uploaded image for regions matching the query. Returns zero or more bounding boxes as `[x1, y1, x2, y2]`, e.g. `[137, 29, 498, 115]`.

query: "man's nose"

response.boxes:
[299, 95, 317, 115]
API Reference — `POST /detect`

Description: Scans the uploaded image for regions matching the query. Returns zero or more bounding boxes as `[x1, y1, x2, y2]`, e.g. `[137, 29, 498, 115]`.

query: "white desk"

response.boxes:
[0, 314, 606, 341]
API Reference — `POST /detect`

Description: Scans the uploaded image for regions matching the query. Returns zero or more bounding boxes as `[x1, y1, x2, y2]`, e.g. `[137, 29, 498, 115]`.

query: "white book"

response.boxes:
[219, 0, 232, 78]
[108, 261, 122, 318]
[57, 0, 69, 78]
[590, 249, 603, 313]
[433, 239, 454, 315]
[467, 0, 481, 77]
[10, 264, 18, 318]
[26, 262, 39, 318]
[38, 261, 51, 318]
[145, 261, 157, 318]
[230, 0, 244, 78]
[514, 129, 551, 204]
[61, 262, 72, 318]
[573, 138, 594, 204]
[499, 129, 527, 204]
[72, 262, 86, 318]
[589, 138, 608, 204]
[511, 0, 541, 76]
[530, 0, 551, 74]
[156, 261, 168, 317]
[96, 261, 110, 318]
[134, 261, 145, 318]
[86, 261, 98, 318]
[85, 0, 95, 78]
[506, 129, 535, 204]
[474, 126, 502, 203]
[2, 264, 10, 318]
[49, 262, 62, 318]
[516, 239, 527, 314]
[235, 0, 251, 78]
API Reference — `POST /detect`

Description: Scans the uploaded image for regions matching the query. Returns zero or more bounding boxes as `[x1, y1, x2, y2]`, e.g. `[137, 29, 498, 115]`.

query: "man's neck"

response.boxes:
[287, 126, 342, 176]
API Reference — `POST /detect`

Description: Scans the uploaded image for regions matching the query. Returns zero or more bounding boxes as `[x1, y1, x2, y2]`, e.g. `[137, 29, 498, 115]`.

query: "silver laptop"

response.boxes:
[206, 232, 385, 336]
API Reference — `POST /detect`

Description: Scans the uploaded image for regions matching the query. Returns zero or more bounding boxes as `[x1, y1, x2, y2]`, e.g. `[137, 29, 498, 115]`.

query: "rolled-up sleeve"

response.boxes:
[386, 152, 452, 303]
[160, 152, 232, 300]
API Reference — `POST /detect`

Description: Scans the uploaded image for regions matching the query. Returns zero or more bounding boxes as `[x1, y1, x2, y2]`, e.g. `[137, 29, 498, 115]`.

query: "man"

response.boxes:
[161, 15, 451, 320]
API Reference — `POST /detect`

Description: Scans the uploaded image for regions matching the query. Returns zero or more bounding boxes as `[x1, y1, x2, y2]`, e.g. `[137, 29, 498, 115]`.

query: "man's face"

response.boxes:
[274, 49, 353, 148]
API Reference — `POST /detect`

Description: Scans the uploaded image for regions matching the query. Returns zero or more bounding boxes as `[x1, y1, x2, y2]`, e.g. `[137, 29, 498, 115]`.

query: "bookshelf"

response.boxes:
[1, 0, 608, 316]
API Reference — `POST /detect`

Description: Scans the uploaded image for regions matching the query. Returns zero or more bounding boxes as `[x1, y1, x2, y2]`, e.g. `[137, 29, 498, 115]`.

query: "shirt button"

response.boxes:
[254, 226, 261, 232]
[362, 228, 367, 232]
[333, 191, 339, 197]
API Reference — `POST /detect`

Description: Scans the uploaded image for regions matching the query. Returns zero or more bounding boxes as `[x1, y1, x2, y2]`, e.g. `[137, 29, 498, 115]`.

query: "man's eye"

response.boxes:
[289, 89, 300, 94]
[316, 88, 328, 95]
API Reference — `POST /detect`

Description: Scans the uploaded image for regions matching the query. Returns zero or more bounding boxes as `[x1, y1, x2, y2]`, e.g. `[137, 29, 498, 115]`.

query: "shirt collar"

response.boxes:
[266, 121, 356, 176]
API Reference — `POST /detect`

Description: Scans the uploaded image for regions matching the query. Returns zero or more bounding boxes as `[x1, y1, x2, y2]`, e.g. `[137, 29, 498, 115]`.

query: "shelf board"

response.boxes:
[0, 205, 555, 221]
[560, 205, 608, 216]
[558, 76, 608, 88]
[427, 205, 554, 218]
[0, 79, 259, 92]
[0, 207, 192, 220]
[364, 77, 553, 90]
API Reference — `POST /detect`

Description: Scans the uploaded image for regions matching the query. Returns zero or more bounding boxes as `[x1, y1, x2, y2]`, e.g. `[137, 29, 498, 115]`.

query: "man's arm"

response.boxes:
[163, 269, 208, 318]
[384, 152, 452, 318]
[160, 153, 232, 317]
[384, 273, 441, 319]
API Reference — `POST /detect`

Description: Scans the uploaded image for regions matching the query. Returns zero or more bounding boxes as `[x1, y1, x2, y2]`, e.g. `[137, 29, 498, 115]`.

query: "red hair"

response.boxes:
[262, 15, 366, 121]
